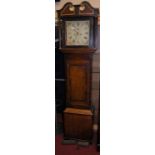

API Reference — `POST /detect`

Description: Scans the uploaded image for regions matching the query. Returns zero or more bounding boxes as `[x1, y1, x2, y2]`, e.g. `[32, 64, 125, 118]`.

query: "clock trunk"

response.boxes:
[65, 54, 92, 109]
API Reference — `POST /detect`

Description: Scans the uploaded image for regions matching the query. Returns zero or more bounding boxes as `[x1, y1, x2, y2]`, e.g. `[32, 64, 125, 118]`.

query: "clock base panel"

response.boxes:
[63, 107, 93, 141]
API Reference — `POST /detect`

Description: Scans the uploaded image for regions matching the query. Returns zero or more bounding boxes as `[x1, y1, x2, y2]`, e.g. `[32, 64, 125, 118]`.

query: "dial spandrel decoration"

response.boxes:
[65, 20, 90, 46]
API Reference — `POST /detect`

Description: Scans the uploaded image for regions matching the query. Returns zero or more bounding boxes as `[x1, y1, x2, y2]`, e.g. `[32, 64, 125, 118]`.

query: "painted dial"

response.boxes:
[66, 20, 90, 46]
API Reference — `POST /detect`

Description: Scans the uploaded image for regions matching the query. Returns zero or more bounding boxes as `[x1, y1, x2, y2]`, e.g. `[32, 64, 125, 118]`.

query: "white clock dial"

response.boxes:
[66, 20, 90, 46]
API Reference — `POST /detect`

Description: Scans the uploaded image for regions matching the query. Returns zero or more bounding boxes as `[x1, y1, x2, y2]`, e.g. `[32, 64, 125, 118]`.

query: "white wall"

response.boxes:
[55, 0, 100, 10]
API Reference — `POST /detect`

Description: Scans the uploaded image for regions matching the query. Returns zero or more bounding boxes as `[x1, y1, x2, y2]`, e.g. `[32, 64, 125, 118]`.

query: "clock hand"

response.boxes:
[71, 27, 77, 32]
[71, 27, 80, 35]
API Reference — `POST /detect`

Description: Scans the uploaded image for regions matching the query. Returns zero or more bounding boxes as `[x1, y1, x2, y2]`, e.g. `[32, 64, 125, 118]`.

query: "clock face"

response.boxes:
[65, 20, 90, 46]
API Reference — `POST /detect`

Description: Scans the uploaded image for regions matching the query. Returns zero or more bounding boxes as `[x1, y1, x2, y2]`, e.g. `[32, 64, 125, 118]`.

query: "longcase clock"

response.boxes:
[57, 1, 99, 142]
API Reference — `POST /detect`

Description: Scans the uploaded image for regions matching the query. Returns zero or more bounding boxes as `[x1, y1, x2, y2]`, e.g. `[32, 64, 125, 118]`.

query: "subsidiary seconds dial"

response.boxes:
[65, 20, 90, 46]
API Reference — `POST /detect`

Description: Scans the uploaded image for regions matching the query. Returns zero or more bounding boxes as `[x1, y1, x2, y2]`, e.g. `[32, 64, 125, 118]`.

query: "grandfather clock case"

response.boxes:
[57, 1, 99, 142]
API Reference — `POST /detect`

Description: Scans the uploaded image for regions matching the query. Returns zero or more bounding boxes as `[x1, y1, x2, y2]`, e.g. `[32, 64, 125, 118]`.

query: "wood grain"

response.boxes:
[64, 107, 93, 115]
[65, 54, 92, 108]
[64, 108, 93, 141]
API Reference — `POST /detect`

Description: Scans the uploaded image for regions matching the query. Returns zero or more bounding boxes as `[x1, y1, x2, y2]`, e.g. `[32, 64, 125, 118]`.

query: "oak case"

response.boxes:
[57, 1, 99, 142]
[64, 108, 93, 141]
[65, 54, 92, 109]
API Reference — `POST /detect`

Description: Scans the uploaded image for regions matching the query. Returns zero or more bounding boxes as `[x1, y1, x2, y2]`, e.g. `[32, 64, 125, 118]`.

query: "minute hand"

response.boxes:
[71, 27, 81, 35]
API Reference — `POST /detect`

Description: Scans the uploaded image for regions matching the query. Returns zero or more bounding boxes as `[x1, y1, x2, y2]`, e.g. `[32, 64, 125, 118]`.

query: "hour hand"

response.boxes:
[71, 27, 79, 34]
